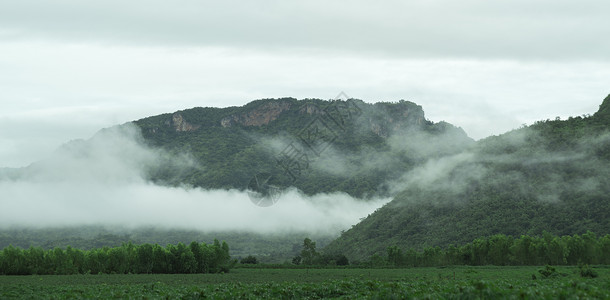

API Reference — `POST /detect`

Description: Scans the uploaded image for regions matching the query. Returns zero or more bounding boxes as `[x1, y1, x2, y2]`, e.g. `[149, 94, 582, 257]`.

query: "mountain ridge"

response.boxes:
[131, 97, 472, 197]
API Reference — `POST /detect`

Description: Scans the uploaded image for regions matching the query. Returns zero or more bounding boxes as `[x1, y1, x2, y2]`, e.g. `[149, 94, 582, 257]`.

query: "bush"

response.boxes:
[579, 265, 598, 278]
[240, 255, 258, 264]
[538, 265, 557, 278]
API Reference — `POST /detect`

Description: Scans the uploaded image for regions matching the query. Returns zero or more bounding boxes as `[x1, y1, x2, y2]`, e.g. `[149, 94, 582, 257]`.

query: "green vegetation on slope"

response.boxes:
[326, 95, 610, 260]
[133, 98, 472, 198]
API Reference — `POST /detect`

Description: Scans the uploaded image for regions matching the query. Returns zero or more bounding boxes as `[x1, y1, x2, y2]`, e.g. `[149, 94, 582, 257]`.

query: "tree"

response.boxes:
[151, 244, 168, 274]
[136, 243, 154, 274]
[387, 245, 403, 267]
[581, 231, 599, 264]
[189, 241, 204, 273]
[487, 235, 512, 266]
[471, 238, 489, 265]
[24, 246, 45, 275]
[107, 246, 128, 274]
[300, 238, 319, 265]
[599, 235, 610, 264]
[50, 247, 71, 275]
[1, 245, 27, 275]
[65, 246, 84, 274]
[545, 237, 567, 265]
[512, 235, 534, 265]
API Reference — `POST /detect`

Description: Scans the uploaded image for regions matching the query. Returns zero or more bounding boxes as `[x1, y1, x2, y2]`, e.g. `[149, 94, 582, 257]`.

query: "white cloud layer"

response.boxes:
[0, 181, 389, 234]
[0, 124, 389, 234]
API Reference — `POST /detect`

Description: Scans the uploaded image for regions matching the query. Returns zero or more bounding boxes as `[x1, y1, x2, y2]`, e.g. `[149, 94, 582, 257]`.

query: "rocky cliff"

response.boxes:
[167, 113, 200, 132]
[221, 100, 293, 127]
[153, 98, 436, 139]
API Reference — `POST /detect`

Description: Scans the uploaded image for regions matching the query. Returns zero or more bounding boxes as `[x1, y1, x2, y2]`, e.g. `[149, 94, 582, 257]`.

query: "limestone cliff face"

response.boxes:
[166, 113, 200, 132]
[219, 99, 427, 138]
[152, 98, 429, 139]
[297, 103, 325, 115]
[221, 101, 293, 128]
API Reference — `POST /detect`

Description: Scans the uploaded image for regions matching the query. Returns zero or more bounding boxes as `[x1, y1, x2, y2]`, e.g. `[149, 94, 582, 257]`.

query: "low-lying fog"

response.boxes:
[0, 124, 390, 235]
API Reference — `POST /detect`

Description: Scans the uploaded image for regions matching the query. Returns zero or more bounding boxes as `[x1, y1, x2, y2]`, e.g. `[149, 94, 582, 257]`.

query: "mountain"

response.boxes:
[4, 97, 472, 198]
[0, 97, 472, 261]
[132, 97, 473, 197]
[324, 95, 610, 261]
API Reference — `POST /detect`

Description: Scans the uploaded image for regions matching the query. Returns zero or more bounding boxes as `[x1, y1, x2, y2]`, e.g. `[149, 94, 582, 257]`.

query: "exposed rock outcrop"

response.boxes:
[152, 98, 430, 139]
[221, 101, 292, 128]
[217, 98, 428, 138]
[166, 113, 200, 132]
[298, 103, 325, 115]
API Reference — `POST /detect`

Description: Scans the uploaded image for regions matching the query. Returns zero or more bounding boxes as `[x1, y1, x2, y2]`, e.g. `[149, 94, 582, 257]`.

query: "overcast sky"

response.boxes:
[1, 0, 609, 167]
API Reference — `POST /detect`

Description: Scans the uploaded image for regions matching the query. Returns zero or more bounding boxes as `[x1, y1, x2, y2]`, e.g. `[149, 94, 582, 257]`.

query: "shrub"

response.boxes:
[240, 255, 258, 264]
[579, 265, 598, 278]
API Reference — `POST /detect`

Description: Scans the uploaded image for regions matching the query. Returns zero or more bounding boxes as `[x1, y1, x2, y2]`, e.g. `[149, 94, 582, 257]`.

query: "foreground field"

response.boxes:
[1, 266, 609, 299]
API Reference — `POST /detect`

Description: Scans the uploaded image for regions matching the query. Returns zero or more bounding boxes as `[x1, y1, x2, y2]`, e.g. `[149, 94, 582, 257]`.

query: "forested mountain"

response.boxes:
[324, 95, 610, 261]
[0, 98, 472, 196]
[132, 97, 472, 197]
[0, 97, 471, 261]
[4, 96, 608, 263]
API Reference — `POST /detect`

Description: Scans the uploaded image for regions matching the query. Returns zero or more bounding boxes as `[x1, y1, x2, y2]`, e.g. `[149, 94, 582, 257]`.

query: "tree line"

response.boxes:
[288, 232, 610, 268]
[0, 240, 232, 275]
[375, 231, 610, 267]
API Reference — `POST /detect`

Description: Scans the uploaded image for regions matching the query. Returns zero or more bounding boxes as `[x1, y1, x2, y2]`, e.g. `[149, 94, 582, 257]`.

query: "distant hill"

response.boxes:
[324, 95, 610, 261]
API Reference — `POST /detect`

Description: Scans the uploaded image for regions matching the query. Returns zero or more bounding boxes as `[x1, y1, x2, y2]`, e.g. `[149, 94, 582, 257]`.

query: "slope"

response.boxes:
[324, 95, 610, 261]
[0, 97, 473, 261]
[133, 97, 473, 198]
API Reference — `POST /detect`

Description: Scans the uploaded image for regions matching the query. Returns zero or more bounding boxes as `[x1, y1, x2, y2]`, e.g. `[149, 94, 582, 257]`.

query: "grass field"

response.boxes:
[1, 266, 609, 299]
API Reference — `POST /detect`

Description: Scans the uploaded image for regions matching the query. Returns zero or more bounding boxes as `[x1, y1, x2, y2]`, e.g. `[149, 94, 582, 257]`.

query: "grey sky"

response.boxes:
[1, 0, 609, 167]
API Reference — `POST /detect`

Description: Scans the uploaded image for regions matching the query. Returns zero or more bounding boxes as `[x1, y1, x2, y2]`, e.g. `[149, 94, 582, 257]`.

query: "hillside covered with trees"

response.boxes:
[0, 97, 471, 261]
[324, 95, 610, 260]
[132, 97, 472, 198]
[2, 96, 609, 264]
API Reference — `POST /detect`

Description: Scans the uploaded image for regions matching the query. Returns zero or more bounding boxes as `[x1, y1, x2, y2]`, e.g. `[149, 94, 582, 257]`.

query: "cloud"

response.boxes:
[0, 124, 389, 235]
[386, 151, 484, 196]
[1, 1, 609, 61]
[0, 181, 389, 234]
[386, 123, 610, 209]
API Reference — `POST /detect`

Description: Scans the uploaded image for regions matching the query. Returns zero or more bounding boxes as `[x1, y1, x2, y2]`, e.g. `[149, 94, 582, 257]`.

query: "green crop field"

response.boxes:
[1, 266, 609, 299]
